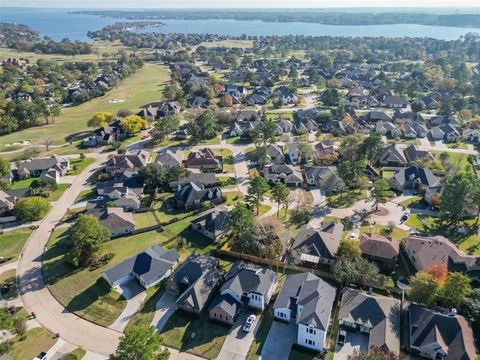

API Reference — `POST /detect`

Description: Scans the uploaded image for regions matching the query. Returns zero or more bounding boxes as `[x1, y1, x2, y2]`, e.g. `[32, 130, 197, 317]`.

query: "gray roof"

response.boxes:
[292, 222, 344, 261]
[89, 207, 135, 233]
[155, 149, 183, 167]
[274, 272, 336, 330]
[174, 182, 222, 205]
[103, 245, 179, 285]
[389, 166, 441, 188]
[191, 208, 230, 237]
[16, 155, 69, 175]
[339, 288, 401, 354]
[404, 145, 434, 163]
[168, 172, 216, 188]
[209, 292, 239, 317]
[304, 166, 344, 189]
[379, 144, 407, 164]
[409, 304, 477, 360]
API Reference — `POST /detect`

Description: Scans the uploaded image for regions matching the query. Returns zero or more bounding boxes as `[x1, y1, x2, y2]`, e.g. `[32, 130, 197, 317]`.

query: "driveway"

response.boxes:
[109, 280, 147, 332]
[333, 331, 369, 360]
[419, 137, 430, 147]
[151, 292, 177, 332]
[260, 320, 297, 360]
[217, 313, 261, 360]
[309, 187, 325, 214]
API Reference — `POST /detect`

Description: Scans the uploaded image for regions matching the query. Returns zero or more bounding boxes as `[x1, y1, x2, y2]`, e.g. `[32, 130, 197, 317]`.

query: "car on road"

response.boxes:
[400, 212, 409, 223]
[33, 352, 47, 360]
[243, 314, 256, 332]
[337, 330, 347, 346]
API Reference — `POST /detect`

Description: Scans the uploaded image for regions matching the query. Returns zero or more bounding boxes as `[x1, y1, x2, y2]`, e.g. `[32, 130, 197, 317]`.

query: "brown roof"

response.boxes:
[360, 233, 399, 260]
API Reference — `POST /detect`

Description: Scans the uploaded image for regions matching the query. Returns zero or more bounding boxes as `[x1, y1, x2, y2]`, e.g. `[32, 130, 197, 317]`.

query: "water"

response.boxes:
[1, 7, 480, 41]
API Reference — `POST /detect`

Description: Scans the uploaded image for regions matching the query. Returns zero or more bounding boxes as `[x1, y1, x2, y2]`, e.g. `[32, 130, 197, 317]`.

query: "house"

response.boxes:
[14, 155, 70, 182]
[188, 96, 212, 109]
[266, 144, 284, 164]
[430, 115, 460, 127]
[463, 128, 480, 143]
[363, 111, 393, 122]
[96, 173, 144, 199]
[430, 125, 461, 142]
[102, 245, 179, 289]
[404, 235, 480, 281]
[291, 222, 344, 265]
[0, 190, 16, 214]
[276, 119, 293, 134]
[408, 304, 477, 360]
[404, 145, 434, 163]
[381, 95, 408, 108]
[420, 95, 439, 110]
[191, 207, 230, 241]
[323, 120, 347, 136]
[263, 164, 303, 187]
[157, 101, 181, 117]
[168, 173, 217, 189]
[275, 87, 298, 105]
[303, 166, 345, 193]
[167, 254, 224, 315]
[403, 121, 428, 139]
[359, 233, 399, 272]
[378, 144, 408, 167]
[185, 148, 222, 171]
[338, 288, 401, 355]
[274, 272, 336, 352]
[295, 118, 319, 134]
[83, 120, 127, 146]
[245, 94, 267, 105]
[236, 109, 261, 123]
[388, 166, 441, 191]
[225, 85, 247, 98]
[174, 182, 223, 210]
[155, 149, 184, 170]
[105, 150, 150, 175]
[375, 121, 401, 138]
[209, 262, 278, 325]
[287, 142, 312, 165]
[314, 142, 338, 162]
[90, 208, 136, 237]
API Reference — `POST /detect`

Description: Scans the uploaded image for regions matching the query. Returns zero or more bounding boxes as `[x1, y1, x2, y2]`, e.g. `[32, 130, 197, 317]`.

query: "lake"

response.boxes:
[2, 7, 480, 41]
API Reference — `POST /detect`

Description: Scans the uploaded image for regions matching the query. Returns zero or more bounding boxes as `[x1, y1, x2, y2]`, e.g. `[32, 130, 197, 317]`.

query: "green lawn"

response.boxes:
[68, 157, 96, 175]
[327, 190, 368, 209]
[382, 170, 396, 179]
[360, 224, 409, 241]
[225, 136, 250, 145]
[125, 282, 166, 331]
[399, 196, 426, 209]
[217, 177, 237, 189]
[0, 228, 33, 262]
[48, 184, 70, 202]
[0, 269, 18, 300]
[446, 142, 468, 150]
[9, 327, 57, 360]
[275, 209, 308, 235]
[10, 179, 69, 201]
[160, 312, 229, 359]
[404, 214, 437, 232]
[0, 63, 169, 149]
[75, 189, 97, 203]
[215, 148, 235, 173]
[43, 227, 168, 326]
[223, 191, 244, 206]
[433, 151, 472, 173]
[134, 211, 159, 228]
[61, 348, 87, 360]
[153, 193, 195, 224]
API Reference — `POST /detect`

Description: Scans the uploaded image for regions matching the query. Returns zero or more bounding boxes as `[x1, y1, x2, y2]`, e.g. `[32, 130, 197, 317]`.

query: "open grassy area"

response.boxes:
[199, 40, 254, 48]
[0, 228, 33, 262]
[225, 136, 251, 145]
[75, 188, 97, 203]
[215, 148, 235, 173]
[0, 269, 18, 300]
[61, 348, 87, 360]
[399, 196, 425, 209]
[43, 226, 169, 326]
[360, 224, 409, 241]
[275, 209, 308, 235]
[48, 184, 70, 202]
[433, 151, 472, 173]
[134, 211, 159, 228]
[68, 157, 96, 175]
[326, 190, 368, 209]
[223, 191, 244, 206]
[217, 177, 237, 189]
[153, 193, 196, 224]
[404, 214, 437, 231]
[10, 178, 69, 201]
[9, 327, 57, 360]
[160, 312, 229, 359]
[0, 63, 169, 149]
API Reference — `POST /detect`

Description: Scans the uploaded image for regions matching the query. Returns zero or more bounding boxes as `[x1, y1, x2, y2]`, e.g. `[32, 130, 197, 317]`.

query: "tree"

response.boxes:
[246, 176, 270, 214]
[463, 288, 480, 324]
[228, 203, 256, 242]
[41, 136, 53, 151]
[117, 109, 133, 118]
[151, 115, 180, 142]
[0, 158, 10, 177]
[371, 179, 394, 211]
[219, 94, 233, 107]
[411, 100, 426, 113]
[297, 142, 314, 163]
[13, 316, 26, 339]
[425, 264, 448, 284]
[321, 88, 340, 106]
[87, 111, 114, 128]
[14, 197, 51, 221]
[138, 163, 167, 190]
[68, 215, 110, 267]
[110, 326, 169, 360]
[121, 115, 147, 135]
[439, 173, 473, 226]
[438, 272, 472, 308]
[187, 110, 218, 142]
[348, 347, 404, 360]
[332, 256, 384, 287]
[360, 132, 384, 163]
[337, 240, 362, 258]
[166, 166, 191, 185]
[408, 272, 440, 307]
[271, 182, 289, 217]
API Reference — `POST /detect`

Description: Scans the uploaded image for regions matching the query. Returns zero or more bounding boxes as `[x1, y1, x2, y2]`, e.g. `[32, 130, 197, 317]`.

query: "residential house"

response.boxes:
[225, 85, 247, 98]
[90, 207, 136, 237]
[378, 144, 408, 167]
[388, 166, 441, 192]
[408, 304, 477, 360]
[245, 93, 267, 105]
[291, 222, 344, 265]
[157, 101, 181, 117]
[266, 144, 284, 164]
[463, 128, 480, 143]
[376, 121, 401, 138]
[287, 142, 312, 165]
[430, 115, 460, 127]
[83, 120, 127, 147]
[404, 235, 480, 282]
[314, 142, 338, 162]
[13, 155, 70, 183]
[236, 109, 261, 123]
[209, 262, 278, 325]
[359, 233, 399, 272]
[430, 124, 461, 142]
[168, 173, 217, 189]
[275, 87, 298, 105]
[338, 288, 401, 355]
[191, 207, 230, 241]
[0, 190, 16, 215]
[185, 148, 222, 171]
[263, 164, 303, 187]
[274, 272, 336, 352]
[155, 149, 184, 170]
[381, 95, 408, 108]
[102, 245, 179, 289]
[295, 118, 319, 134]
[303, 166, 345, 193]
[276, 119, 293, 134]
[174, 182, 223, 210]
[167, 254, 224, 315]
[323, 120, 347, 136]
[363, 111, 393, 122]
[105, 150, 149, 176]
[188, 96, 212, 109]
[404, 145, 434, 163]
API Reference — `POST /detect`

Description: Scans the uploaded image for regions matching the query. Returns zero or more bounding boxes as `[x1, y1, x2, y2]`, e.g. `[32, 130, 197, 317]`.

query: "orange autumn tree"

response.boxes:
[426, 263, 448, 284]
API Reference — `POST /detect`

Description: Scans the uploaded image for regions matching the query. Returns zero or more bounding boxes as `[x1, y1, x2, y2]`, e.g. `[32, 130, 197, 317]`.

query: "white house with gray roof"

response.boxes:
[274, 272, 336, 352]
[155, 149, 184, 169]
[13, 155, 70, 183]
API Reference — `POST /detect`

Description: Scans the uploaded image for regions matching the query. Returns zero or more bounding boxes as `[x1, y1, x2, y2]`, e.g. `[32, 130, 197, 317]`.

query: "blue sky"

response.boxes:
[2, 0, 480, 8]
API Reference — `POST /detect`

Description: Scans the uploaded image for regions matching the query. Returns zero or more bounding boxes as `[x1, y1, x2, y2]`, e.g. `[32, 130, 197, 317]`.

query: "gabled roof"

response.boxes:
[404, 145, 434, 163]
[379, 144, 407, 164]
[360, 233, 399, 260]
[90, 207, 135, 233]
[174, 182, 222, 205]
[191, 208, 230, 237]
[389, 166, 441, 188]
[155, 149, 184, 167]
[292, 222, 344, 261]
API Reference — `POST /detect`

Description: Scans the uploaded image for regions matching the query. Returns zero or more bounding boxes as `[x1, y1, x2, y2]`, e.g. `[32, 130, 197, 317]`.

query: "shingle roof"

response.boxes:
[390, 166, 441, 188]
[191, 208, 230, 237]
[360, 233, 400, 260]
[155, 149, 183, 167]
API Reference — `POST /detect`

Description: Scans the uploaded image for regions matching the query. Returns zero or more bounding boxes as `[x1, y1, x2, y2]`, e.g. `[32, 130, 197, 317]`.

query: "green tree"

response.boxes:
[337, 240, 362, 258]
[360, 132, 384, 163]
[110, 326, 170, 360]
[121, 115, 148, 135]
[0, 308, 14, 332]
[438, 272, 472, 308]
[138, 163, 167, 190]
[347, 347, 404, 360]
[371, 179, 394, 210]
[321, 88, 340, 106]
[439, 173, 473, 226]
[166, 166, 191, 185]
[187, 110, 218, 142]
[87, 111, 114, 128]
[408, 272, 440, 307]
[14, 197, 51, 221]
[271, 182, 289, 217]
[332, 256, 384, 288]
[69, 215, 110, 267]
[246, 176, 270, 214]
[151, 115, 180, 142]
[0, 158, 10, 177]
[411, 100, 426, 113]
[228, 203, 255, 239]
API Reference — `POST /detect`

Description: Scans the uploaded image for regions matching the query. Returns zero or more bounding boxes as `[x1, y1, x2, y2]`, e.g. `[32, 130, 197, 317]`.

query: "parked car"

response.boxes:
[349, 232, 357, 240]
[33, 352, 47, 360]
[243, 314, 256, 332]
[400, 212, 409, 223]
[337, 330, 347, 346]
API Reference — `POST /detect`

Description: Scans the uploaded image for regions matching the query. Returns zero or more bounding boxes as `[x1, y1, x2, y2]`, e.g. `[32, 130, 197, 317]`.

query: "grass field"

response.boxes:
[134, 211, 159, 228]
[433, 151, 472, 173]
[9, 327, 57, 360]
[215, 148, 235, 173]
[68, 157, 96, 175]
[0, 63, 169, 149]
[62, 348, 87, 360]
[360, 224, 409, 241]
[0, 228, 33, 262]
[43, 227, 169, 326]
[199, 40, 254, 48]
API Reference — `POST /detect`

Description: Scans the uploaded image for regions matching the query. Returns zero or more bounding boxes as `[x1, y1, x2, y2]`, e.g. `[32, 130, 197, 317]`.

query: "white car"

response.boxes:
[349, 232, 357, 240]
[33, 352, 47, 360]
[243, 314, 256, 332]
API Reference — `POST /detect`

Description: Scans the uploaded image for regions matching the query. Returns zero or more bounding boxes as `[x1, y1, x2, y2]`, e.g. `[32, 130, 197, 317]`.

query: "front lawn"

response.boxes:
[0, 269, 18, 300]
[360, 224, 409, 241]
[153, 193, 195, 223]
[0, 228, 33, 262]
[217, 177, 237, 189]
[61, 348, 87, 360]
[223, 191, 244, 206]
[160, 312, 229, 359]
[215, 148, 235, 173]
[327, 190, 368, 209]
[9, 327, 57, 360]
[399, 196, 426, 209]
[275, 209, 308, 235]
[75, 189, 97, 203]
[68, 157, 96, 175]
[47, 184, 70, 202]
[9, 178, 69, 201]
[125, 282, 166, 331]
